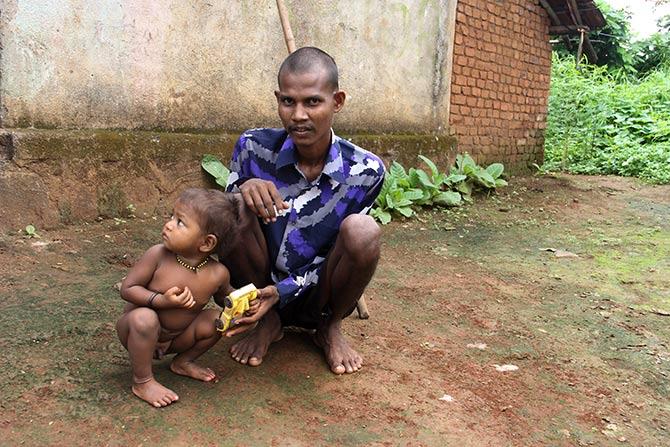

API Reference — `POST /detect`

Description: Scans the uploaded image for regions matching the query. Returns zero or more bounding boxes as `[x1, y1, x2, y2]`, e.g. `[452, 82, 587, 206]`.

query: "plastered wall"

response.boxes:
[0, 0, 454, 134]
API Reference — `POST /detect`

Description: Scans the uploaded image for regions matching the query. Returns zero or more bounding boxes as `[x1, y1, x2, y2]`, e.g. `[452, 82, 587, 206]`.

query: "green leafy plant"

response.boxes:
[370, 162, 423, 224]
[372, 155, 507, 224]
[24, 225, 39, 238]
[201, 154, 230, 188]
[544, 54, 670, 184]
[409, 155, 462, 207]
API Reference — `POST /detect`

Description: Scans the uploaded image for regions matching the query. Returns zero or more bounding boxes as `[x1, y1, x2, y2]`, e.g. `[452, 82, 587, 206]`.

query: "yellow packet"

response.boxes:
[215, 284, 258, 332]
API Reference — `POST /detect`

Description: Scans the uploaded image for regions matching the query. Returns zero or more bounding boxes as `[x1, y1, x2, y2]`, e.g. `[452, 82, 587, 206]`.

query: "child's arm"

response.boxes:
[120, 245, 196, 309]
[211, 266, 260, 315]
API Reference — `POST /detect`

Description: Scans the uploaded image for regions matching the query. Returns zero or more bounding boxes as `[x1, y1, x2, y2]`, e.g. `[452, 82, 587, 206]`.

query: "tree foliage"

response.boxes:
[544, 55, 670, 184]
[552, 1, 670, 76]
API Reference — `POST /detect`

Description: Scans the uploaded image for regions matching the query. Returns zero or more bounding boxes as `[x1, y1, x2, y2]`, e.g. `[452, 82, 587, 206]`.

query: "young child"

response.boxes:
[116, 188, 255, 408]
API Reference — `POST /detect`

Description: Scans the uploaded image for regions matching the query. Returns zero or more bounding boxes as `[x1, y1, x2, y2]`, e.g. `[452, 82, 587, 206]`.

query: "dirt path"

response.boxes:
[0, 174, 668, 446]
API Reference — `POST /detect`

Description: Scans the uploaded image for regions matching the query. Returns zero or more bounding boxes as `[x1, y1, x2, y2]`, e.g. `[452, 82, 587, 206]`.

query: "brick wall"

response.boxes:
[449, 0, 552, 170]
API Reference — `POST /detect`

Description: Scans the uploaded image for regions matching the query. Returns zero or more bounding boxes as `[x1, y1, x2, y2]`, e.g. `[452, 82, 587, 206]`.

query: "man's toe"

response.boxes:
[248, 356, 262, 367]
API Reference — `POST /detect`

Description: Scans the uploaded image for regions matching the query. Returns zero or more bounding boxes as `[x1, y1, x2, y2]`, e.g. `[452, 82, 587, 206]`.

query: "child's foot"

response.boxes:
[170, 360, 218, 382]
[132, 378, 179, 408]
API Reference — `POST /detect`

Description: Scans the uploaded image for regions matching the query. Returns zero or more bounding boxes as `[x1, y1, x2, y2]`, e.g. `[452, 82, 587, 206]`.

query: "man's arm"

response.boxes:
[226, 133, 289, 223]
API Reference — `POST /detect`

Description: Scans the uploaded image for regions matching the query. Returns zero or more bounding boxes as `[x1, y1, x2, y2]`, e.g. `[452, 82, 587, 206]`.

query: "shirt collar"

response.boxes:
[277, 130, 345, 184]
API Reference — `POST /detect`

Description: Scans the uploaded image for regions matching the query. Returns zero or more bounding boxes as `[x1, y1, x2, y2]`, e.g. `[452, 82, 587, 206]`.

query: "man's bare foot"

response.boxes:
[132, 378, 179, 408]
[170, 359, 217, 382]
[314, 319, 363, 375]
[229, 311, 283, 366]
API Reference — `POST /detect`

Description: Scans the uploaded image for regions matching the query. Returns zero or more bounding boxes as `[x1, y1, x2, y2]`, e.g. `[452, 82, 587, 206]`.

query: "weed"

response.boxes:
[371, 154, 506, 224]
[544, 54, 670, 184]
[24, 224, 39, 238]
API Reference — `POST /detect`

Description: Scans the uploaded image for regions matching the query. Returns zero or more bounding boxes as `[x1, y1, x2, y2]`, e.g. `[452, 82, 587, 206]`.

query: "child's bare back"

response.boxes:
[115, 189, 243, 408]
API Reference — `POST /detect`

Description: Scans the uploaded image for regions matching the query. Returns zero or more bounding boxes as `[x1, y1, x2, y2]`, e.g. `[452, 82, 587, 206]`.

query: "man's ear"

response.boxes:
[200, 234, 218, 253]
[274, 90, 281, 104]
[333, 90, 346, 113]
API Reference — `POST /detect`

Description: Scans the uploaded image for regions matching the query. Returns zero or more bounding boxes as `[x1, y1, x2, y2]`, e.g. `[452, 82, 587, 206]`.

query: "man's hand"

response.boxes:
[239, 179, 290, 224]
[161, 286, 196, 309]
[225, 285, 280, 337]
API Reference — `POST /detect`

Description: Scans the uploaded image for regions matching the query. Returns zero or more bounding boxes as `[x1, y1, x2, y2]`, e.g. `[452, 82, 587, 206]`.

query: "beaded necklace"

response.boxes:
[175, 254, 209, 272]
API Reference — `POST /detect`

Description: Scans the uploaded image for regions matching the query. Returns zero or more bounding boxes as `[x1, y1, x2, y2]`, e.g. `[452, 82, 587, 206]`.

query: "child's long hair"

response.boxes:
[176, 188, 240, 257]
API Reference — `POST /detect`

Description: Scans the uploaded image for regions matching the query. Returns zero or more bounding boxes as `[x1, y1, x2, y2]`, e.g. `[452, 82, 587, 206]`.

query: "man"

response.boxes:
[223, 47, 384, 375]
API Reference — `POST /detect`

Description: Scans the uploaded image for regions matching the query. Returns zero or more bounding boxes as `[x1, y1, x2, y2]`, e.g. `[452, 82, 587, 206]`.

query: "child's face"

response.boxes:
[162, 200, 206, 255]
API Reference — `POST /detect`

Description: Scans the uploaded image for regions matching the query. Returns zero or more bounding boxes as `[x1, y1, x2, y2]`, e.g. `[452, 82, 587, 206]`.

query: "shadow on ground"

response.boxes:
[0, 174, 668, 446]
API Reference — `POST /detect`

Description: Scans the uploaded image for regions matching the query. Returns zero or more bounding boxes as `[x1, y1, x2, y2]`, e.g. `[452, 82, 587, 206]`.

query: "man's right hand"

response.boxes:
[239, 179, 290, 224]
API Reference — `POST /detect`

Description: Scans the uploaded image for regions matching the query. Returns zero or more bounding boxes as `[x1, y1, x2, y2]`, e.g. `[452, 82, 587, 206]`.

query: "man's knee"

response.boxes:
[339, 214, 381, 266]
[127, 308, 160, 336]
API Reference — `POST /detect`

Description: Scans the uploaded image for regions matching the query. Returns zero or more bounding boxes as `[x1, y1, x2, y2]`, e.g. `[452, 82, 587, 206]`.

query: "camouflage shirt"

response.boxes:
[226, 128, 385, 307]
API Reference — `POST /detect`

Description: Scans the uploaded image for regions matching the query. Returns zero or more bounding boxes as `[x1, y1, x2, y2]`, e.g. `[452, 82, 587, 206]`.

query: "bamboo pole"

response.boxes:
[276, 0, 297, 53]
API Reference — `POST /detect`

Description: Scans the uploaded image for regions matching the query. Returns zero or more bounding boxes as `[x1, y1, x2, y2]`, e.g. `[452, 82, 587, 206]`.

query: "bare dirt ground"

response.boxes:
[0, 173, 669, 446]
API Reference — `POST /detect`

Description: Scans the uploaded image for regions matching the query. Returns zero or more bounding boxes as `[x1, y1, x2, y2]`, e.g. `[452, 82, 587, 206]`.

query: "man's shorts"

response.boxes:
[277, 284, 357, 330]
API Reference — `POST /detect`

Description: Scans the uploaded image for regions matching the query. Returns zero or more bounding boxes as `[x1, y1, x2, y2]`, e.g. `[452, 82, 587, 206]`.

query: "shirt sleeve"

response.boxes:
[274, 260, 324, 308]
[358, 170, 385, 215]
[225, 134, 251, 192]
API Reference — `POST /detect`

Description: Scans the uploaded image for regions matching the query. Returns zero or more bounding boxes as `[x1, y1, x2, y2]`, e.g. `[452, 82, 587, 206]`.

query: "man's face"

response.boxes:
[275, 69, 345, 156]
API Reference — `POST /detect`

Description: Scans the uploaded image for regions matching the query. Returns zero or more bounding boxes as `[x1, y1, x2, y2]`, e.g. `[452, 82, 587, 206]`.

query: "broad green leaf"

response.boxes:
[462, 164, 476, 176]
[376, 177, 395, 207]
[461, 154, 477, 169]
[389, 161, 408, 180]
[396, 206, 414, 217]
[475, 169, 496, 188]
[403, 189, 424, 201]
[433, 191, 462, 206]
[370, 208, 392, 225]
[414, 169, 436, 189]
[485, 163, 504, 179]
[445, 173, 467, 185]
[456, 181, 472, 197]
[418, 155, 439, 177]
[385, 192, 395, 209]
[201, 154, 230, 185]
[495, 178, 508, 187]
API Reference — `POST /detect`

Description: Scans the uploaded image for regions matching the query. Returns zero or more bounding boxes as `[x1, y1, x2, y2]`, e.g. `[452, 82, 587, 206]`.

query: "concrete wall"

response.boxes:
[448, 0, 552, 168]
[0, 0, 454, 134]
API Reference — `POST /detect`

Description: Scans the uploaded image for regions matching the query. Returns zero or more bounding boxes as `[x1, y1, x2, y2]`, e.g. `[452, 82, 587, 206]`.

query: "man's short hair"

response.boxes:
[277, 46, 339, 90]
[177, 188, 240, 256]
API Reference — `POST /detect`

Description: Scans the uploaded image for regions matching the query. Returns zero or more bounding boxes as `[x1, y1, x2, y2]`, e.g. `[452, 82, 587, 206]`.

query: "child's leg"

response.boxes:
[168, 308, 222, 382]
[116, 307, 179, 407]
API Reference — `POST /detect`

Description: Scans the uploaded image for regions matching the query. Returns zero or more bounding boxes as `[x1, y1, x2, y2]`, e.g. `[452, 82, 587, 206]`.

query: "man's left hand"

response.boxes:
[225, 285, 280, 337]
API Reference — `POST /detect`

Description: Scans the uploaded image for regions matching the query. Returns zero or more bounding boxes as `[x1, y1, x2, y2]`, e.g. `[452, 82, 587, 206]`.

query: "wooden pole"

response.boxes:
[276, 0, 297, 53]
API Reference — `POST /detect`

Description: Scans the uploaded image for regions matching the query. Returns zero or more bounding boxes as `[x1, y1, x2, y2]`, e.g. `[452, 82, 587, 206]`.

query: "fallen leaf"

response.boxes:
[651, 308, 670, 316]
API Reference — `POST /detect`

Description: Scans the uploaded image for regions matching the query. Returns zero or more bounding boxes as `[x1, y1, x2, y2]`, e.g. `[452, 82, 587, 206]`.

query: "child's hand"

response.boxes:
[163, 286, 196, 309]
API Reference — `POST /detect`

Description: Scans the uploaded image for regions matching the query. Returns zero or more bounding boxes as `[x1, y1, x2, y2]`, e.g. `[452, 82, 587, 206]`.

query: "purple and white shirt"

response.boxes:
[226, 128, 385, 307]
